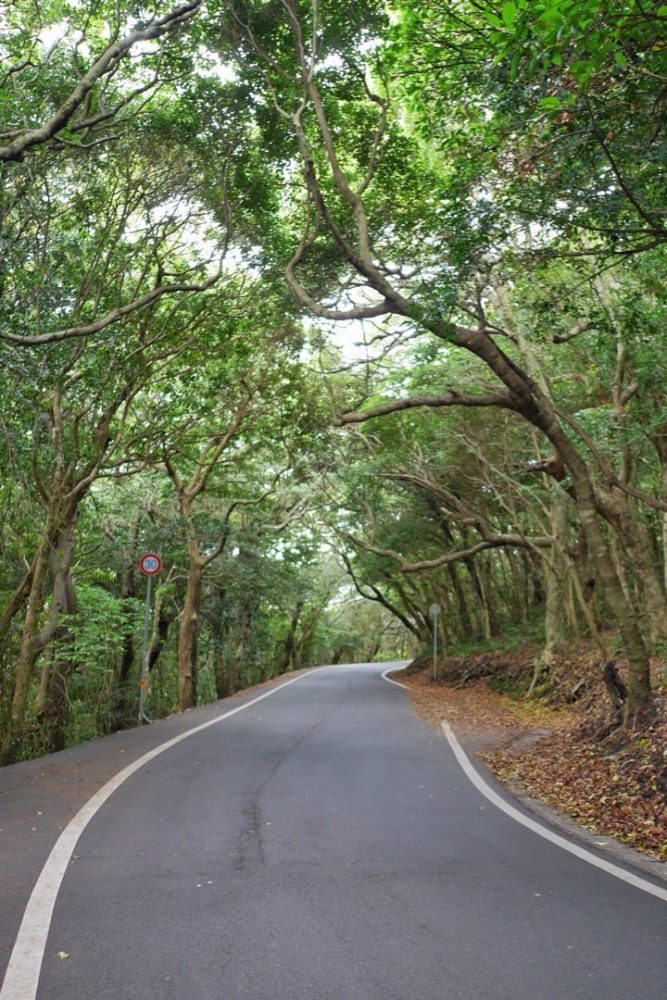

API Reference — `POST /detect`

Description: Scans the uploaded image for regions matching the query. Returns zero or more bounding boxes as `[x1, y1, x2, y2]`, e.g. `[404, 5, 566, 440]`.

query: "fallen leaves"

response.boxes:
[400, 651, 667, 862]
[486, 710, 667, 860]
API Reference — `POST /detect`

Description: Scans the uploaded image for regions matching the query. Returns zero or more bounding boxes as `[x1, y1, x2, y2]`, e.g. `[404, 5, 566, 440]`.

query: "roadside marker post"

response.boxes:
[429, 603, 440, 682]
[138, 553, 162, 723]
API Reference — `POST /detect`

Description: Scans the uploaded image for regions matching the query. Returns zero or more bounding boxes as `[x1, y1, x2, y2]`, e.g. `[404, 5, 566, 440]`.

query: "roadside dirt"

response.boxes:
[396, 652, 667, 863]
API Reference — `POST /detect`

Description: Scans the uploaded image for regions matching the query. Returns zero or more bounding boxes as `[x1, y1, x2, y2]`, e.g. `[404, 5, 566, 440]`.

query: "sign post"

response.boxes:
[138, 553, 161, 723]
[429, 603, 440, 683]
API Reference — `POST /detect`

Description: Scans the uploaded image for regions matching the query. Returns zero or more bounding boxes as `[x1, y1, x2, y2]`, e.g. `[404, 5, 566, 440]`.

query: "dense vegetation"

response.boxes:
[1, 1, 666, 762]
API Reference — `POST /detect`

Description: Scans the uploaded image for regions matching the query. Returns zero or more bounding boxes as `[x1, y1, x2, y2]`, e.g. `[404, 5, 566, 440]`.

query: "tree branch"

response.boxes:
[336, 390, 516, 425]
[552, 320, 595, 344]
[350, 532, 552, 574]
[340, 551, 422, 637]
[1, 272, 219, 346]
[0, 1, 203, 163]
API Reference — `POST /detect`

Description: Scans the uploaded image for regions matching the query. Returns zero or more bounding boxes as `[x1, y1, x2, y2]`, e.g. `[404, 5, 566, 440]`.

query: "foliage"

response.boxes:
[2, 0, 667, 759]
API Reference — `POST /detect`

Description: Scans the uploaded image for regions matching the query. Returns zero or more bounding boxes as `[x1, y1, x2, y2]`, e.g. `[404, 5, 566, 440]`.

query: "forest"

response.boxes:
[1, 0, 666, 764]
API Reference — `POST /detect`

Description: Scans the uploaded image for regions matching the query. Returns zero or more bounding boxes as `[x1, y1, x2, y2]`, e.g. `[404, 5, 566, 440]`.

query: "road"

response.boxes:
[1, 662, 666, 999]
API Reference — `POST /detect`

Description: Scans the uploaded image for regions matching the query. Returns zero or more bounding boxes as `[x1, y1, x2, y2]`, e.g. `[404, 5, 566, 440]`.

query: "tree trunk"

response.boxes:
[390, 576, 432, 642]
[178, 548, 204, 710]
[0, 556, 37, 639]
[609, 534, 634, 609]
[601, 488, 667, 650]
[276, 601, 304, 673]
[651, 430, 667, 656]
[233, 599, 254, 679]
[505, 549, 529, 625]
[210, 592, 234, 699]
[454, 326, 651, 719]
[215, 655, 239, 698]
[477, 555, 498, 637]
[148, 604, 175, 673]
[529, 494, 570, 694]
[436, 513, 475, 638]
[3, 503, 60, 761]
[462, 552, 488, 640]
[446, 561, 472, 636]
[543, 419, 651, 720]
[294, 609, 322, 668]
[34, 512, 79, 752]
[116, 516, 140, 687]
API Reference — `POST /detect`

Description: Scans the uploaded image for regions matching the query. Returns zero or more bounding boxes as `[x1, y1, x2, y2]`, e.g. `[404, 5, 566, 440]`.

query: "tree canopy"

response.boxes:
[1, 0, 666, 760]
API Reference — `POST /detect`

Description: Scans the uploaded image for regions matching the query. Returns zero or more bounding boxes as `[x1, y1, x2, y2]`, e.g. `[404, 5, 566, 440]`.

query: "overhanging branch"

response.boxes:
[350, 532, 552, 574]
[1, 271, 219, 346]
[336, 390, 515, 425]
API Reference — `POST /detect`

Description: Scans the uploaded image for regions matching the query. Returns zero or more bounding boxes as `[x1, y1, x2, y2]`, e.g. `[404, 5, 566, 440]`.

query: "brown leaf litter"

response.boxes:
[397, 645, 667, 862]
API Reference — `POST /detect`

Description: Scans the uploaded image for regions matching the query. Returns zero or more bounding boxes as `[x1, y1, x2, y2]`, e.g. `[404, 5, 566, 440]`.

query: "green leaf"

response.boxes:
[502, 2, 517, 28]
[613, 51, 628, 67]
[484, 12, 503, 29]
[569, 58, 591, 83]
[538, 6, 563, 27]
[538, 96, 562, 109]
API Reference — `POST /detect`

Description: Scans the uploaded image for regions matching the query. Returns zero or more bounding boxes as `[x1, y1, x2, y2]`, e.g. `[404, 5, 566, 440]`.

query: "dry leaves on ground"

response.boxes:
[398, 653, 667, 862]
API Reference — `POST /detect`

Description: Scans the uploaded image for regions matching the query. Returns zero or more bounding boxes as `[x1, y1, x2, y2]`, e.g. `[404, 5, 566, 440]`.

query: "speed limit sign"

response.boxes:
[139, 552, 162, 576]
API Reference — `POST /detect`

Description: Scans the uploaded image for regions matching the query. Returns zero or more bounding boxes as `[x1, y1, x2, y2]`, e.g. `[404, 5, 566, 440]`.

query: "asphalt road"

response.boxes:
[2, 662, 666, 999]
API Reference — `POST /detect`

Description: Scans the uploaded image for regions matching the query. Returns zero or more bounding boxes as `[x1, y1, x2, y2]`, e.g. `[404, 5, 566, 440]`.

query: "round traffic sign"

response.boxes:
[139, 552, 162, 576]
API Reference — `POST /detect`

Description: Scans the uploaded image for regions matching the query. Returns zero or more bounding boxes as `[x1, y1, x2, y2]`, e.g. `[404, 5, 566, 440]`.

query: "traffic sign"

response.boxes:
[139, 552, 162, 576]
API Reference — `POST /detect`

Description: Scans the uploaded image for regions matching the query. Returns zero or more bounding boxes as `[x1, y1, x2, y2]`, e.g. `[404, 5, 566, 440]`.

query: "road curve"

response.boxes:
[2, 662, 666, 1000]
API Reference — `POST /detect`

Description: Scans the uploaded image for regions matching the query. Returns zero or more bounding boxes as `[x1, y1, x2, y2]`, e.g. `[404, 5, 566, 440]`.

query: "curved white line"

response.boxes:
[442, 720, 667, 904]
[381, 667, 408, 689]
[1, 668, 326, 1000]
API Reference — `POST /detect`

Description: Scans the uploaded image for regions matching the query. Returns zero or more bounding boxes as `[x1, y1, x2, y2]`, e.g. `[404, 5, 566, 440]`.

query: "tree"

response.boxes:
[143, 288, 325, 708]
[2, 1, 665, 761]
[0, 126, 226, 756]
[222, 0, 667, 720]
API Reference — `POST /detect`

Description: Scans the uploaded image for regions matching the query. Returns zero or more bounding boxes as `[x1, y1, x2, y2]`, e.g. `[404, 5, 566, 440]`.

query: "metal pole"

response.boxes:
[138, 573, 153, 724]
[429, 602, 440, 682]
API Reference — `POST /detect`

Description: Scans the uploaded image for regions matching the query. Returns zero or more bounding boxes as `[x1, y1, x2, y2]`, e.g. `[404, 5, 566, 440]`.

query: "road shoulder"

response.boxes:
[391, 664, 667, 881]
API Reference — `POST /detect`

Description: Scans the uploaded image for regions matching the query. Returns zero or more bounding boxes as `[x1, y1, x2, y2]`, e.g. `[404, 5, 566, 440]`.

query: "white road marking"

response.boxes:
[1, 668, 327, 1000]
[381, 667, 408, 689]
[441, 720, 667, 904]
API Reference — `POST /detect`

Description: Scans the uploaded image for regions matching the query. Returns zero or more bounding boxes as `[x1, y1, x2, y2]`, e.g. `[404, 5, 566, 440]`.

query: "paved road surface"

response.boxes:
[1, 662, 666, 999]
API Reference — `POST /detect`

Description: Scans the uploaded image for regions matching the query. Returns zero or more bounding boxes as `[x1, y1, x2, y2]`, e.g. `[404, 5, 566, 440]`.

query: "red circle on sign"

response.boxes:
[139, 552, 162, 576]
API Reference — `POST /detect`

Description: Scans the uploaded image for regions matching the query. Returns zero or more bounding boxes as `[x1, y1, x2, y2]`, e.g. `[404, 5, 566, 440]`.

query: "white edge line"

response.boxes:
[1, 667, 327, 1000]
[441, 719, 667, 904]
[381, 667, 408, 689]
